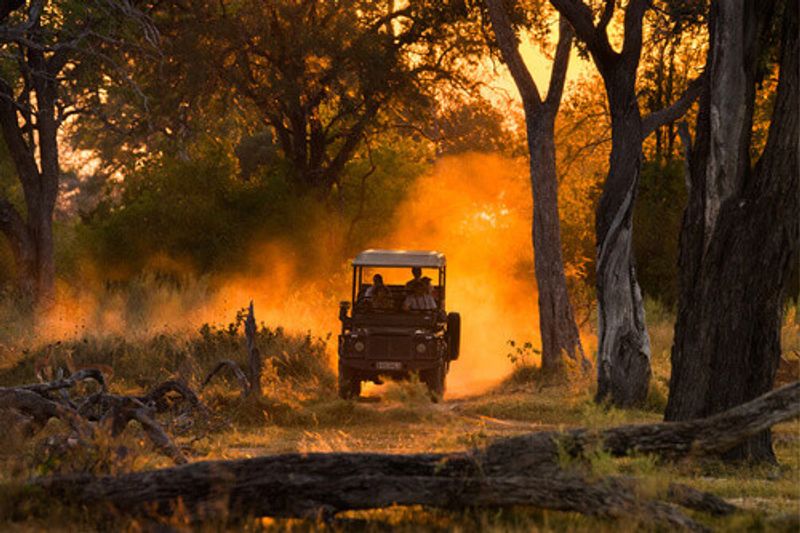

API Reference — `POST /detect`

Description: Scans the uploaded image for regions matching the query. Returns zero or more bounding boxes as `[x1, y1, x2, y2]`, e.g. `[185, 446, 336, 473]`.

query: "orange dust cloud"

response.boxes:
[36, 153, 546, 396]
[375, 153, 540, 395]
[196, 242, 343, 341]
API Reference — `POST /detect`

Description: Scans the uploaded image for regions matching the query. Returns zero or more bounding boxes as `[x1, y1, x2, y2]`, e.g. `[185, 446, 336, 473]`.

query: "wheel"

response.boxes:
[447, 312, 461, 360]
[421, 363, 446, 402]
[338, 364, 361, 399]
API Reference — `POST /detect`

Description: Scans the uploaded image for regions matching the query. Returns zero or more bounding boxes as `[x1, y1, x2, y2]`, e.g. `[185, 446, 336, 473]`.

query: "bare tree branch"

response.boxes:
[484, 0, 543, 111]
[544, 16, 574, 112]
[642, 72, 706, 137]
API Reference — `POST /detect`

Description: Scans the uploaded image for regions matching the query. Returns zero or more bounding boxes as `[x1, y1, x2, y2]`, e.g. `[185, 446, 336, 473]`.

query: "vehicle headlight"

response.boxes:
[354, 340, 365, 352]
[416, 343, 427, 354]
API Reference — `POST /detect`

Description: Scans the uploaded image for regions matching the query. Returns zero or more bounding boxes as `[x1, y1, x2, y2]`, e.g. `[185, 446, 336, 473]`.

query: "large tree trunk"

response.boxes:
[0, 45, 60, 307]
[29, 210, 56, 306]
[665, 0, 799, 463]
[484, 2, 588, 373]
[30, 70, 61, 307]
[551, 0, 704, 407]
[530, 120, 589, 373]
[594, 82, 652, 406]
[550, 0, 654, 407]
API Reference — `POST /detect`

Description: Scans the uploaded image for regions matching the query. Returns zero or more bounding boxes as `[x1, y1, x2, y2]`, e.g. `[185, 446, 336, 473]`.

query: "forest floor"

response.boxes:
[203, 383, 800, 531]
[0, 306, 798, 531]
[1, 376, 798, 532]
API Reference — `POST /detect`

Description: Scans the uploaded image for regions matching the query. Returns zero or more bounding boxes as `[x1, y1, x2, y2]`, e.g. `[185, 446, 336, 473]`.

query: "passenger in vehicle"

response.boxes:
[406, 266, 422, 291]
[365, 274, 392, 309]
[403, 276, 437, 311]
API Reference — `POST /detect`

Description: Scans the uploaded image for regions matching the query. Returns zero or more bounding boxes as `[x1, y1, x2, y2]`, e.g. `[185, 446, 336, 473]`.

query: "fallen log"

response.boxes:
[480, 381, 800, 477]
[40, 472, 706, 530]
[0, 388, 91, 437]
[33, 381, 799, 526]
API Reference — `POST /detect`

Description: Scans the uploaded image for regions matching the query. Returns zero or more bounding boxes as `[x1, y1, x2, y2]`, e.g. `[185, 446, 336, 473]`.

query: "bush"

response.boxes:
[0, 311, 335, 399]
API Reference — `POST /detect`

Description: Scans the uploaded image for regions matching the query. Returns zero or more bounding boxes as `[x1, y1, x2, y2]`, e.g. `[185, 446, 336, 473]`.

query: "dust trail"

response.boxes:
[377, 153, 540, 394]
[34, 153, 544, 394]
[197, 153, 543, 395]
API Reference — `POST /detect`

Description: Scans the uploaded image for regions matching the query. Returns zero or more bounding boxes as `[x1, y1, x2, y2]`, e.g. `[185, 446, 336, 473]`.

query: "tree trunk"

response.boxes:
[30, 212, 56, 306]
[666, 0, 799, 463]
[594, 71, 652, 407]
[0, 46, 60, 307]
[530, 120, 589, 373]
[551, 0, 706, 407]
[484, 2, 588, 374]
[0, 198, 37, 297]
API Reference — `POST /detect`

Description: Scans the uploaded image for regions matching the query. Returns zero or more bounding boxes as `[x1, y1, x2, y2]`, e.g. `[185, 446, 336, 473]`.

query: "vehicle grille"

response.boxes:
[366, 336, 413, 359]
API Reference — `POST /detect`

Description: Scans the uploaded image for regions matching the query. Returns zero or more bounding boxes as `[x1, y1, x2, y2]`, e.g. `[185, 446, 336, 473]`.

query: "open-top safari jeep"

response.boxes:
[337, 249, 460, 400]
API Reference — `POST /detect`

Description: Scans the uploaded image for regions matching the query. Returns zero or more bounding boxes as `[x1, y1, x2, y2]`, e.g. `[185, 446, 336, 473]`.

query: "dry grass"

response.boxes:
[0, 304, 799, 531]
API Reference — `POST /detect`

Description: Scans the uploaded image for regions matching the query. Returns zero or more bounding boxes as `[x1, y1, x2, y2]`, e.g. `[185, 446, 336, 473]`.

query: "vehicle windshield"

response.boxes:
[355, 266, 443, 314]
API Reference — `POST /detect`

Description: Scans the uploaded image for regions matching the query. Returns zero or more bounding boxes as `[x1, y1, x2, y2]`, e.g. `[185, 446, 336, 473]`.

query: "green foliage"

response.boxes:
[502, 339, 544, 385]
[81, 145, 292, 275]
[76, 131, 428, 281]
[633, 159, 687, 307]
[78, 0, 483, 196]
[434, 96, 524, 156]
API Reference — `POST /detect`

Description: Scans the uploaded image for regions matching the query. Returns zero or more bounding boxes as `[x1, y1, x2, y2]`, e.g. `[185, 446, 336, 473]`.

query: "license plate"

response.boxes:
[376, 361, 403, 371]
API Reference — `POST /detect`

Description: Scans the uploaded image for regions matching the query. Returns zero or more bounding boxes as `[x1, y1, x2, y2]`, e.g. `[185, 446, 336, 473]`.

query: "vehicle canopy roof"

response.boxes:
[353, 249, 446, 268]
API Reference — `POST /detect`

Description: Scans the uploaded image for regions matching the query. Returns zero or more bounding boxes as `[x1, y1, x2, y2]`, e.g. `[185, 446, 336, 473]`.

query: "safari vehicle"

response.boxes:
[337, 249, 460, 400]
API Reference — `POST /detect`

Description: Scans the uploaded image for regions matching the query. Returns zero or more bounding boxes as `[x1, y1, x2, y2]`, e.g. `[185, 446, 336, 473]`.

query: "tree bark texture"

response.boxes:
[32, 381, 800, 525]
[0, 37, 63, 305]
[594, 88, 651, 406]
[550, 0, 651, 406]
[484, 1, 589, 373]
[665, 0, 799, 463]
[551, 0, 704, 406]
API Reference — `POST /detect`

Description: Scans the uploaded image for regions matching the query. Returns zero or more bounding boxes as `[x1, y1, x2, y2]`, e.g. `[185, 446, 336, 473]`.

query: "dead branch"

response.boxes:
[0, 387, 91, 437]
[139, 379, 210, 416]
[200, 359, 250, 398]
[0, 370, 207, 465]
[22, 367, 107, 395]
[130, 408, 188, 465]
[584, 380, 800, 458]
[245, 300, 262, 398]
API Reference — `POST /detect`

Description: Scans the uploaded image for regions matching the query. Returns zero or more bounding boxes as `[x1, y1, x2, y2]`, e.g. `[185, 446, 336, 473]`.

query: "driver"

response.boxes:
[365, 273, 392, 309]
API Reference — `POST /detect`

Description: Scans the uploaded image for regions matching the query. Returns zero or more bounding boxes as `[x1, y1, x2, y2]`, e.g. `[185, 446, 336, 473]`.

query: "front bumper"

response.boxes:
[339, 358, 442, 376]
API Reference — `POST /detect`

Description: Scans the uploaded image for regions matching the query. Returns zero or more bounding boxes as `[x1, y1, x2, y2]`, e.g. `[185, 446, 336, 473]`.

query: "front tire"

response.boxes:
[338, 364, 361, 399]
[421, 363, 446, 402]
